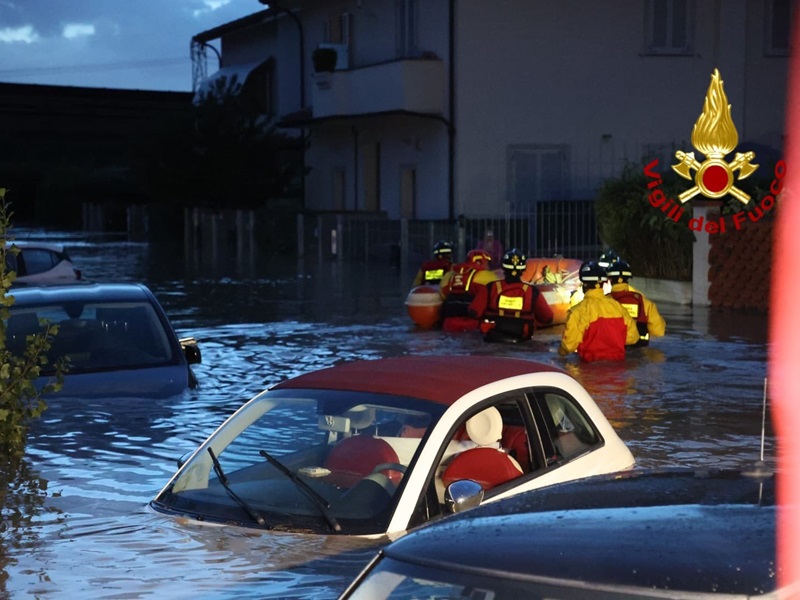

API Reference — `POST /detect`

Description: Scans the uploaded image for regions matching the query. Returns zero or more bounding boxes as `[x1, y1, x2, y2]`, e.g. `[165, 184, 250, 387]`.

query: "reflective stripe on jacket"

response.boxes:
[610, 283, 666, 344]
[610, 288, 649, 344]
[441, 264, 496, 320]
[559, 288, 639, 361]
[412, 257, 452, 286]
[470, 279, 554, 342]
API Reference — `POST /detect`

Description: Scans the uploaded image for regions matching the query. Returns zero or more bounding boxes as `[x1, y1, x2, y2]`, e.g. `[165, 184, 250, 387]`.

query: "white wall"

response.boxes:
[305, 116, 448, 218]
[453, 0, 787, 216]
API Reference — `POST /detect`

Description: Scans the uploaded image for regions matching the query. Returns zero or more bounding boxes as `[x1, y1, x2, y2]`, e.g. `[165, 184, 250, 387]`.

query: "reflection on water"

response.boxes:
[2, 230, 773, 598]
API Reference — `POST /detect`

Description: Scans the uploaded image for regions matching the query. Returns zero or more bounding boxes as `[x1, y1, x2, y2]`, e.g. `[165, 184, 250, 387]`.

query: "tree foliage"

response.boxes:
[136, 76, 304, 210]
[0, 189, 66, 456]
[595, 161, 694, 281]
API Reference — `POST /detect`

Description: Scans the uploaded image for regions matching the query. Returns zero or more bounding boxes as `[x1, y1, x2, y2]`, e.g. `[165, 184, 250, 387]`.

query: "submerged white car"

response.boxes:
[150, 355, 635, 537]
[6, 241, 81, 285]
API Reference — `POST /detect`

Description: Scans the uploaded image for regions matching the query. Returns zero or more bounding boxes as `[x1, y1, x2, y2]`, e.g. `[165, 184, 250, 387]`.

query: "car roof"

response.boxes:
[271, 355, 565, 405]
[9, 283, 155, 305]
[381, 468, 778, 595]
[6, 241, 66, 252]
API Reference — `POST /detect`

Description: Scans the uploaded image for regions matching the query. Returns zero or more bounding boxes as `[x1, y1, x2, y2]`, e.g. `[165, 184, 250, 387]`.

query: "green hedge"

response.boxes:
[595, 162, 693, 281]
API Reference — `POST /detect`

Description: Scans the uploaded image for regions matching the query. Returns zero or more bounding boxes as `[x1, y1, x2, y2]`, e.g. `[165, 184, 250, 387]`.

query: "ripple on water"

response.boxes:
[2, 235, 773, 598]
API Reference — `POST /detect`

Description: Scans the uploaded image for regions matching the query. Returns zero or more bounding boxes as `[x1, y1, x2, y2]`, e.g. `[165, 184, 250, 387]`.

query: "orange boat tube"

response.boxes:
[521, 257, 583, 326]
[405, 285, 443, 329]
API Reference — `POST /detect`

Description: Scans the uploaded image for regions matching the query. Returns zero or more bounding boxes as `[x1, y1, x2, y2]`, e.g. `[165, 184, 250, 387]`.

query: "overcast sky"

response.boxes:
[0, 0, 262, 92]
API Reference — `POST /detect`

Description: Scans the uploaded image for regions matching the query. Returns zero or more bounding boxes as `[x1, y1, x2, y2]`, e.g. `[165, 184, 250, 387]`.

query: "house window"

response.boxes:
[645, 0, 693, 55]
[400, 166, 416, 219]
[323, 13, 351, 69]
[325, 12, 351, 45]
[333, 167, 346, 211]
[508, 146, 568, 207]
[642, 143, 674, 171]
[245, 60, 274, 115]
[765, 0, 793, 56]
[363, 142, 381, 212]
[396, 0, 418, 58]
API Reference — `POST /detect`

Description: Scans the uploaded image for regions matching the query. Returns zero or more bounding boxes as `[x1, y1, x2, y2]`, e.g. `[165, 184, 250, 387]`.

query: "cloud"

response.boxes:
[193, 0, 235, 18]
[63, 23, 95, 40]
[0, 1, 261, 90]
[0, 24, 39, 43]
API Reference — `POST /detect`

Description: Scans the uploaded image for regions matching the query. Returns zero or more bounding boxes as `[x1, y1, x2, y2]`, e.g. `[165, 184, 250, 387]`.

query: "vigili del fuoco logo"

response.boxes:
[643, 68, 785, 234]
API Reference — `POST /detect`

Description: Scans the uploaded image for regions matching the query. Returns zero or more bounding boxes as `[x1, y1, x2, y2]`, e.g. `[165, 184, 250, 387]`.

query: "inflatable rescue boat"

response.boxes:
[406, 257, 583, 329]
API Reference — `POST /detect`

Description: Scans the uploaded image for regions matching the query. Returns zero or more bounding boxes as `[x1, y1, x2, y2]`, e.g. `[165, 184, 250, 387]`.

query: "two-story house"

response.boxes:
[191, 0, 791, 258]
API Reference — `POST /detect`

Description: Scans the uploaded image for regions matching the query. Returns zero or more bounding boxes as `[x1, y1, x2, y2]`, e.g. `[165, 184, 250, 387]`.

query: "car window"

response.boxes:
[18, 248, 58, 276]
[5, 253, 18, 275]
[537, 391, 600, 461]
[157, 392, 437, 534]
[434, 397, 532, 504]
[7, 300, 175, 372]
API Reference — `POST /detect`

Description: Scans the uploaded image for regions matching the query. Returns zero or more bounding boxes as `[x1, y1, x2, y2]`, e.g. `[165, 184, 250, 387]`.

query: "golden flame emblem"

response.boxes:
[672, 69, 758, 204]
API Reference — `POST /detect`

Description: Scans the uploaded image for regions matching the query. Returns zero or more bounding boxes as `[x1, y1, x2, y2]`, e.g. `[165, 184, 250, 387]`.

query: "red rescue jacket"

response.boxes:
[417, 257, 452, 285]
[471, 280, 554, 342]
[610, 289, 649, 346]
[577, 318, 628, 362]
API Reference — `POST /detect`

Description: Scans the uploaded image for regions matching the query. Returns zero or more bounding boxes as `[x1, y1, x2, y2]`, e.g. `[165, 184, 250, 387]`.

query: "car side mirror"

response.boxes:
[177, 450, 194, 469]
[444, 479, 484, 514]
[179, 337, 202, 365]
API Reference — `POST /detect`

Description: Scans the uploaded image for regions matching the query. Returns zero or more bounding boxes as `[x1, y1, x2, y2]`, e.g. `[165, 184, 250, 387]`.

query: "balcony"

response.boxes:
[311, 57, 445, 119]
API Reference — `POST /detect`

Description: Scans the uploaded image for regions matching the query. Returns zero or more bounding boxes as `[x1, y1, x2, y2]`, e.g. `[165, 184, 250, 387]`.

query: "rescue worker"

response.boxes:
[597, 249, 619, 294]
[597, 249, 619, 271]
[606, 259, 666, 347]
[439, 249, 496, 332]
[468, 248, 554, 343]
[570, 249, 619, 308]
[558, 260, 639, 361]
[412, 240, 454, 287]
[476, 228, 504, 266]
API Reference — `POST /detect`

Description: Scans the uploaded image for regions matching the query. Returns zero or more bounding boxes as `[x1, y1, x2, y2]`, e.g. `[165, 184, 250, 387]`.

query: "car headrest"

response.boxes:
[466, 406, 503, 447]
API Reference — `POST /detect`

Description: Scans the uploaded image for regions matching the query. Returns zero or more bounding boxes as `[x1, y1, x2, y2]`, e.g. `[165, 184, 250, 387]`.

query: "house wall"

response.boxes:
[306, 115, 448, 218]
[201, 0, 789, 226]
[453, 0, 787, 218]
[220, 16, 303, 114]
[301, 0, 453, 218]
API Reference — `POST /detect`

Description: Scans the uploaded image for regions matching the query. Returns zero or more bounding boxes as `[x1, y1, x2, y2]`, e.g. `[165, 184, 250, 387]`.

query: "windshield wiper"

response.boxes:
[207, 447, 269, 529]
[259, 449, 342, 532]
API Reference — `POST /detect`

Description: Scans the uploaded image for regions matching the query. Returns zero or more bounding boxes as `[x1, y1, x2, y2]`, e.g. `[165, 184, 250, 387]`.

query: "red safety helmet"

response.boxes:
[467, 249, 492, 266]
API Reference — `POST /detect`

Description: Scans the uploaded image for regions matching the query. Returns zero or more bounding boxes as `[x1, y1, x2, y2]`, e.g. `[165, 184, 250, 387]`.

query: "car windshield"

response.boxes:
[153, 389, 441, 535]
[347, 557, 667, 600]
[7, 300, 175, 373]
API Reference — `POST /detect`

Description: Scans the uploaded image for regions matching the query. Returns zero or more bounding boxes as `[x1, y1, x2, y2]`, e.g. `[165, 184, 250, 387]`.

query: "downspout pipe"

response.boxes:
[258, 2, 305, 107]
[258, 2, 307, 214]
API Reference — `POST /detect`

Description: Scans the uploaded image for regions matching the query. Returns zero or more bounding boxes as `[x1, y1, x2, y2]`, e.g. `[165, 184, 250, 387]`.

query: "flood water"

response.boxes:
[2, 229, 773, 598]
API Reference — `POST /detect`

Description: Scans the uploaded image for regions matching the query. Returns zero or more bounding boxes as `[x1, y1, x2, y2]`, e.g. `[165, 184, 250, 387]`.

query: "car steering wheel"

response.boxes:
[371, 462, 407, 475]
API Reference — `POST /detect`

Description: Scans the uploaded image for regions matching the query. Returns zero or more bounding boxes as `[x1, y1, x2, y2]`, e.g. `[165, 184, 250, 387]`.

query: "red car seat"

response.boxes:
[324, 436, 402, 488]
[442, 407, 523, 491]
[442, 447, 524, 490]
[501, 425, 530, 473]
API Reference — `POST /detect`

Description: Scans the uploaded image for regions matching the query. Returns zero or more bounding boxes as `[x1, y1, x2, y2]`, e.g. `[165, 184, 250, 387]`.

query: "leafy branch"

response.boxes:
[0, 189, 66, 456]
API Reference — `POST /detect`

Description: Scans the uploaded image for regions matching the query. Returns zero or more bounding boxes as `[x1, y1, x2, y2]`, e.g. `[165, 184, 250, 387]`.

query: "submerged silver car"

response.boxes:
[6, 283, 201, 397]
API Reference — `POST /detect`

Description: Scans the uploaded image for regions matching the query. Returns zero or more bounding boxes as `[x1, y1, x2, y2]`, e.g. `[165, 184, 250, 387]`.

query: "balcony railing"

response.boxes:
[311, 57, 445, 119]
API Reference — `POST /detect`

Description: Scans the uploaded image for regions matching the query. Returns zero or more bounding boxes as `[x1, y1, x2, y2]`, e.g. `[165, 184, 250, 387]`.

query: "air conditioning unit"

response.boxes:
[317, 43, 349, 70]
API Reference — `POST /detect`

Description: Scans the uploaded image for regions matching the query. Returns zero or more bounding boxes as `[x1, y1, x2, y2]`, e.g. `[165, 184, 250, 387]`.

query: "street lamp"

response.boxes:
[257, 2, 305, 108]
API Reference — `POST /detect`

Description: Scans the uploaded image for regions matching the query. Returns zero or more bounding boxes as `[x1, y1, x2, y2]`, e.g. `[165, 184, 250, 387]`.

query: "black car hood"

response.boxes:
[386, 469, 778, 596]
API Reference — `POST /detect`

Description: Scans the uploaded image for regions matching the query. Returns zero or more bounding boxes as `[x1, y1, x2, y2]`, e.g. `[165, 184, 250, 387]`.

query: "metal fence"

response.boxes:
[300, 199, 603, 266]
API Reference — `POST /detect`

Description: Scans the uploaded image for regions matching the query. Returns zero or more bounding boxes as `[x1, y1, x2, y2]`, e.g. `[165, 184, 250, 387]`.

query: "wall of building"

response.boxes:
[453, 0, 788, 218]
[0, 82, 192, 225]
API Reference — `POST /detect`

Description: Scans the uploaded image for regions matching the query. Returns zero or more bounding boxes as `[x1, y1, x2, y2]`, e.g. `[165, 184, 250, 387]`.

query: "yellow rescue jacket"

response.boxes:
[559, 288, 639, 359]
[609, 283, 666, 341]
